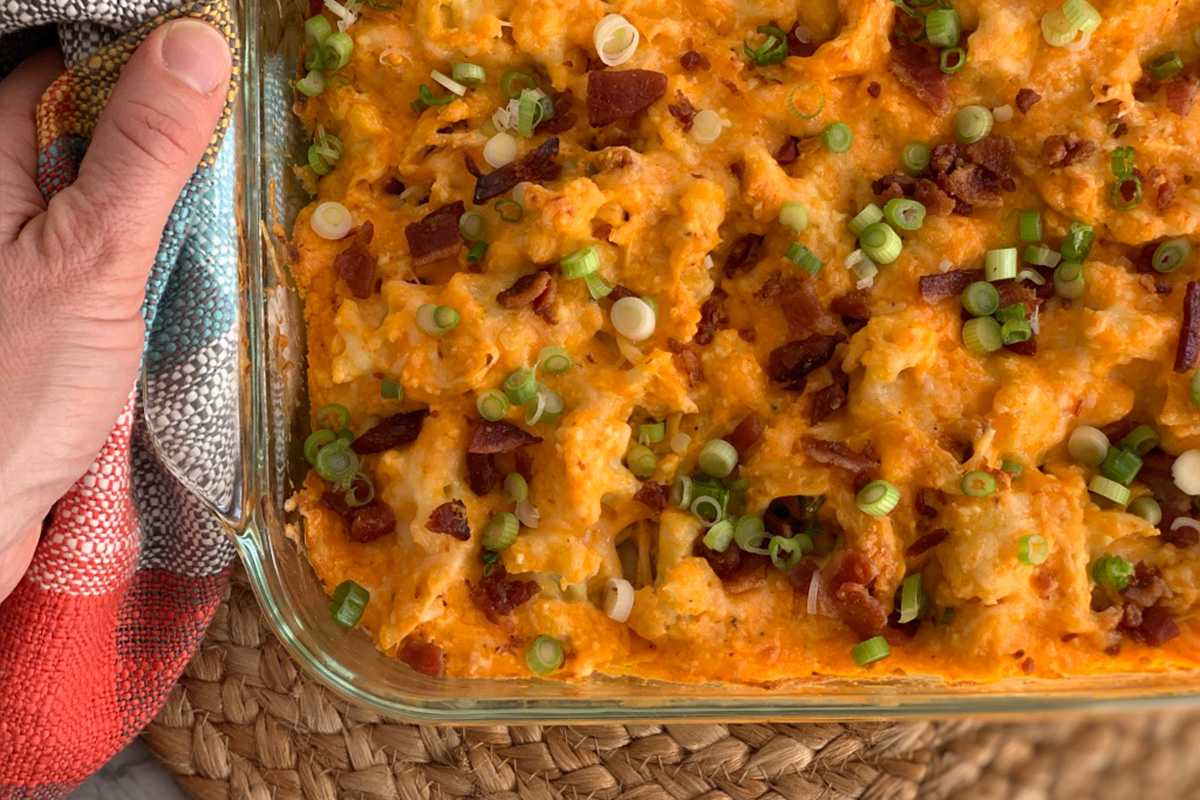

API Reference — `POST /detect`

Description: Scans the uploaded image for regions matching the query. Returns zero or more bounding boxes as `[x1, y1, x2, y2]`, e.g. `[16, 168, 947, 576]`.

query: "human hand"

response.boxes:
[0, 20, 232, 602]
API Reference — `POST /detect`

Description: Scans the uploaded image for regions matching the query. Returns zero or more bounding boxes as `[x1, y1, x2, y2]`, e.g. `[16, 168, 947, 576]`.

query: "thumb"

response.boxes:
[62, 18, 231, 270]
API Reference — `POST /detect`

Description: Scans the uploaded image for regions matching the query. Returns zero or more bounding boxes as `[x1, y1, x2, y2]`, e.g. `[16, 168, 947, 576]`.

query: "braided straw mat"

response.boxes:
[144, 566, 1200, 800]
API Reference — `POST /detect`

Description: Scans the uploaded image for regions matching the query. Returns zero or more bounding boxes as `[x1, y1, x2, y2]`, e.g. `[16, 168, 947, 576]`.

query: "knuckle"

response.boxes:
[110, 98, 198, 172]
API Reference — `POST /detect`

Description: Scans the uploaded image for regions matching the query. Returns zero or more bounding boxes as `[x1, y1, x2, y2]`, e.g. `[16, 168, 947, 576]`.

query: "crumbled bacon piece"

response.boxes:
[810, 383, 846, 425]
[1042, 133, 1096, 168]
[763, 276, 834, 335]
[889, 41, 950, 114]
[726, 415, 764, 455]
[1164, 67, 1199, 118]
[472, 138, 561, 204]
[335, 221, 377, 299]
[537, 90, 578, 134]
[906, 529, 948, 557]
[667, 338, 703, 385]
[830, 289, 871, 320]
[802, 438, 877, 473]
[1004, 335, 1038, 356]
[965, 135, 1015, 179]
[532, 270, 557, 323]
[667, 91, 697, 131]
[1139, 451, 1197, 545]
[767, 334, 845, 385]
[723, 234, 762, 278]
[694, 295, 727, 345]
[867, 81, 881, 98]
[466, 452, 498, 496]
[823, 550, 886, 637]
[405, 202, 465, 267]
[426, 500, 470, 541]
[680, 50, 710, 71]
[944, 162, 1003, 208]
[497, 271, 552, 309]
[1015, 87, 1042, 114]
[352, 410, 430, 455]
[775, 136, 800, 166]
[929, 142, 959, 174]
[633, 481, 670, 514]
[693, 537, 767, 593]
[399, 640, 445, 677]
[919, 268, 984, 301]
[348, 502, 396, 542]
[469, 421, 543, 454]
[586, 69, 668, 126]
[873, 173, 914, 200]
[1156, 176, 1177, 211]
[1175, 281, 1200, 372]
[471, 566, 539, 623]
[914, 178, 956, 217]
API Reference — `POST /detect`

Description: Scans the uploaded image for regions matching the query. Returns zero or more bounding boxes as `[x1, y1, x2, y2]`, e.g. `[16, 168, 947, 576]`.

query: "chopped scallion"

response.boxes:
[962, 316, 1003, 355]
[1068, 425, 1110, 465]
[560, 246, 600, 280]
[901, 141, 931, 176]
[500, 69, 538, 98]
[848, 203, 884, 236]
[380, 378, 403, 400]
[1053, 261, 1085, 298]
[503, 367, 538, 405]
[962, 281, 1000, 317]
[698, 439, 739, 479]
[1092, 554, 1134, 590]
[1024, 244, 1062, 268]
[626, 444, 657, 478]
[1089, 474, 1131, 505]
[851, 636, 891, 666]
[733, 515, 770, 554]
[476, 389, 509, 422]
[1151, 238, 1192, 273]
[321, 31, 354, 70]
[538, 345, 573, 374]
[785, 242, 824, 275]
[953, 105, 993, 144]
[859, 222, 902, 264]
[451, 62, 486, 85]
[1100, 446, 1142, 486]
[1019, 210, 1042, 242]
[822, 121, 854, 153]
[985, 248, 1018, 281]
[779, 202, 809, 233]
[1061, 221, 1094, 262]
[494, 199, 524, 222]
[703, 519, 735, 552]
[1118, 425, 1160, 457]
[856, 479, 900, 517]
[1128, 496, 1162, 525]
[925, 8, 962, 47]
[330, 580, 369, 627]
[768, 535, 804, 570]
[1018, 534, 1049, 566]
[526, 635, 564, 674]
[884, 198, 926, 231]
[637, 422, 665, 445]
[940, 47, 967, 74]
[897, 574, 925, 623]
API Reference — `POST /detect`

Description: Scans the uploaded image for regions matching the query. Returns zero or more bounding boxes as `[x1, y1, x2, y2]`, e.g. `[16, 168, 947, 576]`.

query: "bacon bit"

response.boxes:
[1175, 281, 1200, 372]
[469, 420, 543, 454]
[667, 90, 698, 131]
[914, 178, 956, 217]
[335, 221, 377, 299]
[1139, 452, 1196, 544]
[802, 438, 877, 473]
[680, 50, 710, 71]
[830, 289, 871, 320]
[726, 415, 764, 455]
[787, 25, 819, 58]
[775, 136, 800, 166]
[1015, 88, 1042, 114]
[352, 410, 430, 455]
[1123, 566, 1170, 609]
[348, 502, 396, 542]
[667, 338, 703, 385]
[1019, 657, 1036, 674]
[586, 69, 668, 126]
[693, 535, 740, 579]
[384, 178, 406, 194]
[471, 565, 539, 624]
[810, 383, 847, 425]
[872, 172, 914, 200]
[466, 452, 498, 495]
[1124, 604, 1180, 646]
[786, 560, 816, 593]
[889, 41, 951, 114]
[719, 77, 742, 96]
[608, 284, 637, 302]
[944, 162, 1003, 208]
[1156, 176, 1177, 211]
[832, 582, 888, 638]
[915, 488, 945, 519]
[694, 295, 727, 345]
[965, 135, 1015, 180]
[1031, 570, 1058, 599]
[1164, 67, 1199, 118]
[497, 271, 552, 309]
[592, 220, 614, 241]
[404, 202, 465, 268]
[399, 639, 445, 677]
[765, 277, 834, 335]
[1099, 419, 1140, 442]
[919, 268, 984, 301]
[426, 500, 470, 541]
[692, 537, 767, 593]
[729, 159, 746, 180]
[1005, 335, 1038, 356]
[867, 81, 881, 98]
[906, 529, 948, 557]
[514, 447, 534, 481]
[1062, 632, 1078, 643]
[532, 270, 557, 324]
[537, 90, 578, 134]
[930, 142, 959, 174]
[995, 278, 1043, 316]
[633, 481, 670, 514]
[723, 234, 762, 278]
[1042, 133, 1097, 168]
[473, 137, 562, 204]
[768, 334, 845, 385]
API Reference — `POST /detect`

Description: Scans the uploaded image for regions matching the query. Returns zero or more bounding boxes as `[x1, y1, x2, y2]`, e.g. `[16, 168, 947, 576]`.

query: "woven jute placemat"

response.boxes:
[143, 566, 1200, 800]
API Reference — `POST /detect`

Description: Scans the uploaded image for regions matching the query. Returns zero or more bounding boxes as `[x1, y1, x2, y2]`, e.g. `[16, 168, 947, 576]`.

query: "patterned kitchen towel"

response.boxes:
[0, 1, 240, 797]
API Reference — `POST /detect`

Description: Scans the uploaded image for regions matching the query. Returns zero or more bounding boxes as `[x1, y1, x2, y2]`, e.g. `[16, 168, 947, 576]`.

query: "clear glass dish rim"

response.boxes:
[224, 0, 1200, 723]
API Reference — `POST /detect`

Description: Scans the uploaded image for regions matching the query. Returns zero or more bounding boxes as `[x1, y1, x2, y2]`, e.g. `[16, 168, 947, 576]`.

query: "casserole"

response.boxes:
[161, 0, 1200, 720]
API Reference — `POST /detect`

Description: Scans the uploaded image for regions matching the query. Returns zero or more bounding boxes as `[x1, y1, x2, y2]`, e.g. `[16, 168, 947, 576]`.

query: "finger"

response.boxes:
[0, 47, 65, 242]
[43, 18, 231, 281]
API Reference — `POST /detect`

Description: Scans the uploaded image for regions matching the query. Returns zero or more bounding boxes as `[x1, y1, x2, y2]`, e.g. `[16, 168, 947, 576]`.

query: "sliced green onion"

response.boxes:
[1118, 425, 1160, 457]
[1063, 0, 1102, 34]
[698, 439, 739, 478]
[515, 88, 540, 137]
[451, 62, 486, 85]
[779, 202, 809, 233]
[884, 198, 926, 231]
[500, 69, 538, 98]
[1128, 496, 1162, 525]
[560, 246, 600, 280]
[343, 472, 375, 508]
[330, 580, 369, 627]
[458, 211, 487, 241]
[847, 249, 878, 288]
[321, 31, 354, 70]
[501, 473, 529, 505]
[859, 222, 902, 265]
[691, 494, 724, 525]
[961, 470, 997, 497]
[1001, 319, 1033, 345]
[1054, 261, 1085, 298]
[476, 389, 509, 421]
[1111, 146, 1136, 178]
[538, 345, 572, 374]
[743, 24, 789, 67]
[1092, 554, 1134, 590]
[380, 378, 403, 400]
[638, 422, 665, 445]
[769, 536, 804, 570]
[503, 367, 538, 405]
[1100, 446, 1143, 486]
[527, 386, 563, 425]
[305, 15, 333, 44]
[611, 296, 656, 341]
[584, 272, 612, 299]
[467, 241, 488, 265]
[626, 444, 657, 478]
[526, 635, 564, 674]
[902, 141, 931, 175]
[1193, 369, 1200, 408]
[494, 199, 524, 222]
[962, 281, 1000, 317]
[670, 475, 693, 508]
[315, 441, 359, 484]
[851, 636, 891, 666]
[336, 428, 354, 446]
[786, 85, 827, 120]
[1018, 534, 1049, 566]
[482, 512, 520, 551]
[703, 519, 735, 552]
[1151, 238, 1192, 273]
[898, 574, 925, 623]
[296, 70, 327, 98]
[856, 479, 900, 518]
[316, 403, 351, 432]
[594, 13, 640, 66]
[940, 47, 967, 74]
[985, 248, 1018, 281]
[415, 304, 460, 336]
[1019, 210, 1042, 242]
[412, 83, 456, 112]
[1041, 9, 1079, 47]
[307, 145, 332, 175]
[304, 429, 336, 465]
[1016, 268, 1046, 286]
[785, 243, 824, 275]
[822, 122, 854, 153]
[1068, 425, 1110, 465]
[962, 317, 1003, 355]
[926, 8, 962, 47]
[848, 204, 884, 236]
[733, 516, 770, 554]
[1024, 244, 1062, 268]
[954, 105, 993, 144]
[1110, 175, 1143, 210]
[1061, 222, 1094, 263]
[431, 69, 468, 97]
[1089, 475, 1131, 505]
[1002, 460, 1024, 475]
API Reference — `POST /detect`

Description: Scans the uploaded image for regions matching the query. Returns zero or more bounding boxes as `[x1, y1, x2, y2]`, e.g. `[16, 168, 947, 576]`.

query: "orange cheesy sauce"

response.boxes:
[289, 0, 1200, 683]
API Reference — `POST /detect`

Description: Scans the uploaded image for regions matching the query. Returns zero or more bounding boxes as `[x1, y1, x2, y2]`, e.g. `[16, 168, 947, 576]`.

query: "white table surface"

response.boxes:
[68, 740, 189, 800]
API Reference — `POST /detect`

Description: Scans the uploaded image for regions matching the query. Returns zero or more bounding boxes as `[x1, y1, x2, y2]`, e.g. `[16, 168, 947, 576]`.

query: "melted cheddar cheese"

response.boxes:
[290, 0, 1200, 682]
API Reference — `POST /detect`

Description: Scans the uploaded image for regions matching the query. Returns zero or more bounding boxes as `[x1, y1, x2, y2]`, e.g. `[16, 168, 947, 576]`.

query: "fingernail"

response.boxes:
[161, 18, 230, 94]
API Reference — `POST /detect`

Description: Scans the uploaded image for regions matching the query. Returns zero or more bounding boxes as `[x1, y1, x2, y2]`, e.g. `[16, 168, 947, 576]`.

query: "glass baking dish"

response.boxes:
[171, 0, 1200, 722]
